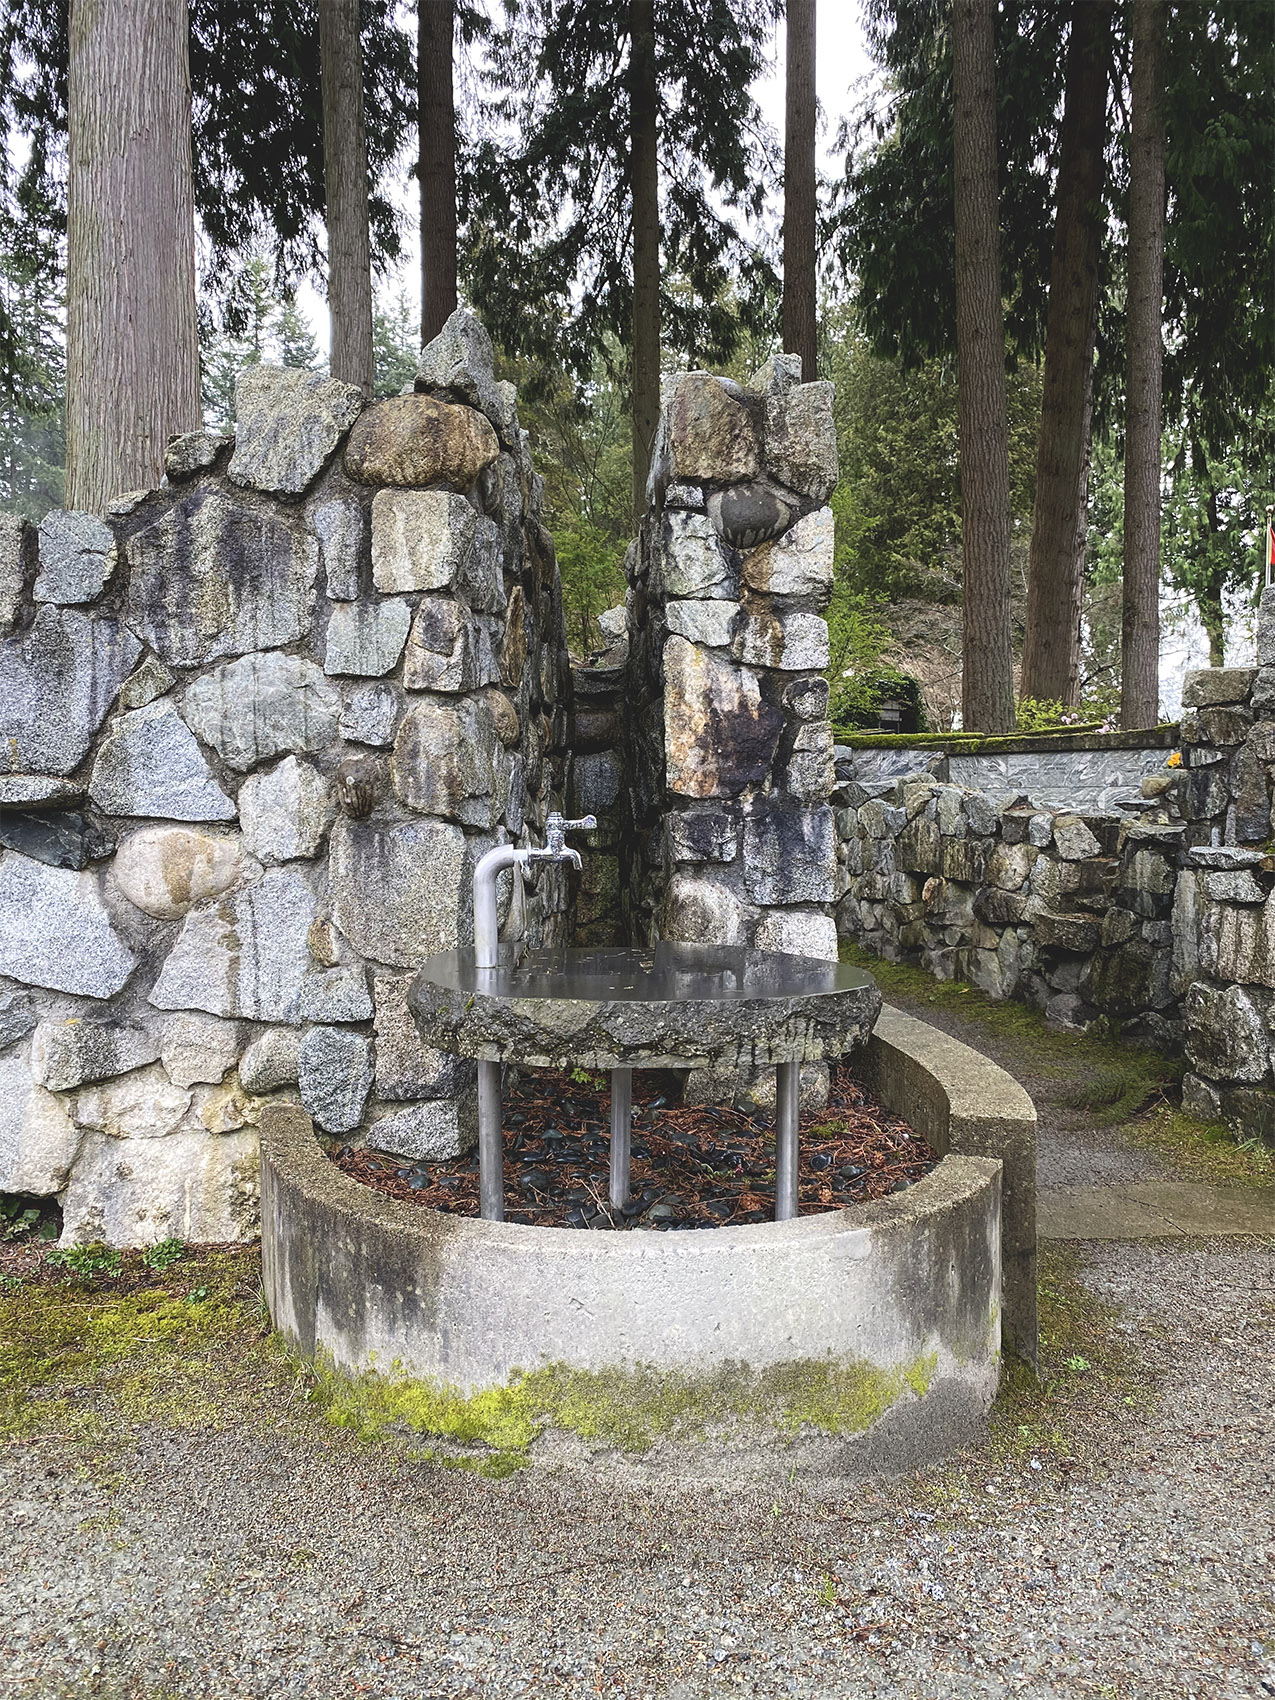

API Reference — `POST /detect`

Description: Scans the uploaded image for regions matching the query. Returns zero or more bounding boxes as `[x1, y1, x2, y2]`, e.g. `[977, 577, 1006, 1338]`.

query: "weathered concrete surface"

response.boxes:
[261, 1102, 1001, 1471]
[863, 1004, 1037, 1366]
[1038, 1182, 1275, 1240]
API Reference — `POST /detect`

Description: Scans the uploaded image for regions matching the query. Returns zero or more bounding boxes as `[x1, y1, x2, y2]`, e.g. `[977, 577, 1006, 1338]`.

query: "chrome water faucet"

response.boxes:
[472, 811, 597, 968]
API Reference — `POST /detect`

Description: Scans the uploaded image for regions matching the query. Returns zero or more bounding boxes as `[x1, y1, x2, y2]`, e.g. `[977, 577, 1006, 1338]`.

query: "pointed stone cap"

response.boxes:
[415, 308, 518, 443]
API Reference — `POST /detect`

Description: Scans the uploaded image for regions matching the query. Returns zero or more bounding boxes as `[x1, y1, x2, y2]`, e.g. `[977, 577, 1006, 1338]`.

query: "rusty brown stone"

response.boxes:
[344, 394, 499, 490]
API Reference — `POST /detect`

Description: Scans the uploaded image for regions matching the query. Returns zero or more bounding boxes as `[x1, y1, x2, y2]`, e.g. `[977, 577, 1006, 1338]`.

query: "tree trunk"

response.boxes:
[952, 0, 1015, 731]
[319, 0, 374, 394]
[1020, 0, 1112, 706]
[781, 0, 817, 381]
[65, 0, 199, 512]
[419, 0, 458, 345]
[1120, 0, 1166, 727]
[630, 0, 660, 524]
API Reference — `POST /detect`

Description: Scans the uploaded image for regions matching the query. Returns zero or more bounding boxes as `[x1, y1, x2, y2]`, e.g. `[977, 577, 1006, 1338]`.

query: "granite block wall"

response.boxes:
[0, 310, 570, 1245]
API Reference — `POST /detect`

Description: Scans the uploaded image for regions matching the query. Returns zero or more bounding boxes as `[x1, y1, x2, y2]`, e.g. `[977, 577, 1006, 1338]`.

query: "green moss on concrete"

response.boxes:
[307, 1351, 942, 1469]
[833, 724, 1178, 754]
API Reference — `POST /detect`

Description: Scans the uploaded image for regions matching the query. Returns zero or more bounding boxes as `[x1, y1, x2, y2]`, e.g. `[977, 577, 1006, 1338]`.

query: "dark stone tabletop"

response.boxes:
[409, 941, 882, 1069]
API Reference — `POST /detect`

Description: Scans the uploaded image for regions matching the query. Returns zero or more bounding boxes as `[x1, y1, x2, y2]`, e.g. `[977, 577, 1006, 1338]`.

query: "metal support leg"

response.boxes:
[609, 1067, 633, 1208]
[478, 1059, 504, 1221]
[775, 1060, 799, 1222]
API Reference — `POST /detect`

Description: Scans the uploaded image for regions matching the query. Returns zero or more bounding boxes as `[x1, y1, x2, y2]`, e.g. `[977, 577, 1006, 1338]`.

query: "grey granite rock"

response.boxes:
[663, 638, 783, 799]
[571, 750, 623, 816]
[402, 596, 486, 692]
[345, 394, 499, 489]
[117, 657, 175, 710]
[370, 488, 476, 594]
[323, 596, 412, 677]
[30, 1019, 161, 1091]
[0, 989, 36, 1050]
[0, 853, 135, 998]
[667, 374, 760, 483]
[1180, 667, 1256, 708]
[365, 1098, 476, 1162]
[373, 970, 474, 1100]
[113, 826, 251, 920]
[0, 606, 141, 776]
[666, 808, 738, 864]
[764, 380, 838, 500]
[392, 694, 500, 825]
[0, 1048, 79, 1194]
[338, 682, 400, 747]
[741, 507, 834, 600]
[743, 803, 837, 905]
[181, 652, 341, 771]
[750, 351, 803, 392]
[297, 1026, 372, 1134]
[736, 609, 830, 672]
[164, 430, 232, 480]
[1184, 981, 1270, 1083]
[458, 515, 506, 613]
[238, 1027, 301, 1093]
[659, 871, 746, 945]
[1204, 870, 1267, 905]
[125, 488, 319, 665]
[159, 1012, 241, 1087]
[90, 700, 237, 821]
[238, 757, 333, 863]
[665, 599, 738, 647]
[330, 816, 469, 967]
[310, 495, 365, 600]
[664, 483, 706, 513]
[149, 865, 315, 1022]
[0, 511, 27, 630]
[228, 365, 363, 495]
[659, 510, 737, 599]
[34, 511, 116, 604]
[414, 308, 518, 441]
[297, 964, 373, 1023]
[60, 1125, 260, 1247]
[754, 907, 839, 961]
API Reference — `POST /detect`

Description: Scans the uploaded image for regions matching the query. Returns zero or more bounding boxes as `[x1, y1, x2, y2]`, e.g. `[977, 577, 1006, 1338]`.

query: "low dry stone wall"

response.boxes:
[0, 310, 570, 1245]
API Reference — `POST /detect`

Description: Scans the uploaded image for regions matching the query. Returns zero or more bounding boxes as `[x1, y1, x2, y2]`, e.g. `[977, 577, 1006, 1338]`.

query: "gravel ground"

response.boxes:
[2, 998, 1273, 1700]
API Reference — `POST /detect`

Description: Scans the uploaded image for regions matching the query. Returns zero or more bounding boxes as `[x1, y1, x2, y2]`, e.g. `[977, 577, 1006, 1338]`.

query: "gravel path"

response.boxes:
[2, 1000, 1273, 1700]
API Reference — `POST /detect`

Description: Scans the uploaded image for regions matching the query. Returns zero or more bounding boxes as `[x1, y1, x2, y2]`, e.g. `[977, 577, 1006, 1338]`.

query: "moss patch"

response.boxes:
[308, 1351, 941, 1473]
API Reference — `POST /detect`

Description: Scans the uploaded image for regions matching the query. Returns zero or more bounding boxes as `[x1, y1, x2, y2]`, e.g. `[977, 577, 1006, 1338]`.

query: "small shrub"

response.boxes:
[140, 1238, 185, 1272]
[47, 1241, 123, 1281]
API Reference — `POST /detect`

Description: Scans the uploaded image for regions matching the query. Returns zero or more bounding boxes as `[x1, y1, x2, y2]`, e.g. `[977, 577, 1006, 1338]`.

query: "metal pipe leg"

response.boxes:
[478, 1059, 504, 1222]
[609, 1067, 633, 1208]
[775, 1060, 800, 1222]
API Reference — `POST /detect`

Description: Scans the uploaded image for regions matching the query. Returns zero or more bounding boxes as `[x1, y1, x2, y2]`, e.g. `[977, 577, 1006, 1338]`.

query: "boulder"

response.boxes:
[742, 803, 837, 905]
[149, 865, 315, 1022]
[659, 510, 737, 599]
[338, 682, 401, 747]
[330, 815, 470, 967]
[323, 597, 412, 677]
[0, 853, 135, 998]
[1184, 982, 1270, 1083]
[59, 1126, 260, 1247]
[414, 307, 518, 441]
[164, 430, 231, 480]
[0, 1048, 79, 1194]
[298, 965, 373, 1023]
[665, 809, 738, 864]
[663, 638, 783, 798]
[736, 609, 830, 672]
[238, 757, 334, 863]
[114, 826, 251, 920]
[31, 1020, 161, 1091]
[228, 365, 363, 495]
[297, 1026, 373, 1134]
[0, 989, 37, 1049]
[309, 494, 365, 600]
[370, 488, 476, 594]
[118, 657, 175, 710]
[125, 488, 319, 665]
[89, 700, 237, 821]
[74, 1064, 194, 1139]
[34, 510, 116, 604]
[238, 1027, 301, 1093]
[754, 907, 838, 961]
[707, 480, 794, 549]
[659, 872, 746, 945]
[159, 1012, 241, 1088]
[392, 694, 502, 826]
[1180, 667, 1256, 708]
[664, 599, 738, 647]
[764, 381, 838, 500]
[741, 507, 834, 600]
[373, 970, 474, 1101]
[366, 1098, 476, 1162]
[345, 393, 499, 488]
[402, 596, 489, 692]
[181, 652, 341, 771]
[667, 374, 760, 482]
[0, 606, 141, 776]
[0, 511, 27, 630]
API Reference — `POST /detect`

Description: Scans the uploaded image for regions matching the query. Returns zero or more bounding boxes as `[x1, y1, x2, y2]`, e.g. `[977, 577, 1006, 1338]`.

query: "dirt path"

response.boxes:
[2, 988, 1273, 1700]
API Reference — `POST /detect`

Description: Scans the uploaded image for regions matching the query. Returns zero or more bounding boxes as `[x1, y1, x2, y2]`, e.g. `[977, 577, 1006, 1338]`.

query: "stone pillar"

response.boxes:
[624, 357, 840, 1093]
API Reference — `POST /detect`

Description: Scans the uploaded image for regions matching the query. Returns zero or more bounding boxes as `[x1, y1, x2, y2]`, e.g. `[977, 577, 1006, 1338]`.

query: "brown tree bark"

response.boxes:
[1120, 0, 1167, 728]
[952, 0, 1015, 731]
[65, 0, 199, 512]
[781, 0, 817, 381]
[320, 0, 374, 394]
[419, 0, 458, 345]
[630, 0, 661, 524]
[1019, 0, 1113, 707]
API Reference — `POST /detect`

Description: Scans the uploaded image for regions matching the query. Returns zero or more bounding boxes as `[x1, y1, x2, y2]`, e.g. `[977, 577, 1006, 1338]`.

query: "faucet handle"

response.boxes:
[544, 810, 597, 855]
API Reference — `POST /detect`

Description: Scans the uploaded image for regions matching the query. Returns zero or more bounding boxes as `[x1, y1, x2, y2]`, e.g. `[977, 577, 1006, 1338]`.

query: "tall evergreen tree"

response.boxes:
[319, 0, 374, 392]
[782, 0, 817, 381]
[463, 0, 781, 516]
[65, 0, 199, 509]
[952, 0, 1014, 730]
[1120, 0, 1166, 728]
[418, 0, 457, 343]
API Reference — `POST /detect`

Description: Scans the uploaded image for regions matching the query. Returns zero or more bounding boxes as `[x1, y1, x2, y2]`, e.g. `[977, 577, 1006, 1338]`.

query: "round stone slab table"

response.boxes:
[409, 941, 881, 1224]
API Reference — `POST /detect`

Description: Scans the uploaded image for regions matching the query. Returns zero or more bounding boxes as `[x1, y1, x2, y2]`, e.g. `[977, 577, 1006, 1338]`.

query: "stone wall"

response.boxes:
[0, 310, 570, 1245]
[568, 609, 628, 946]
[623, 358, 841, 971]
